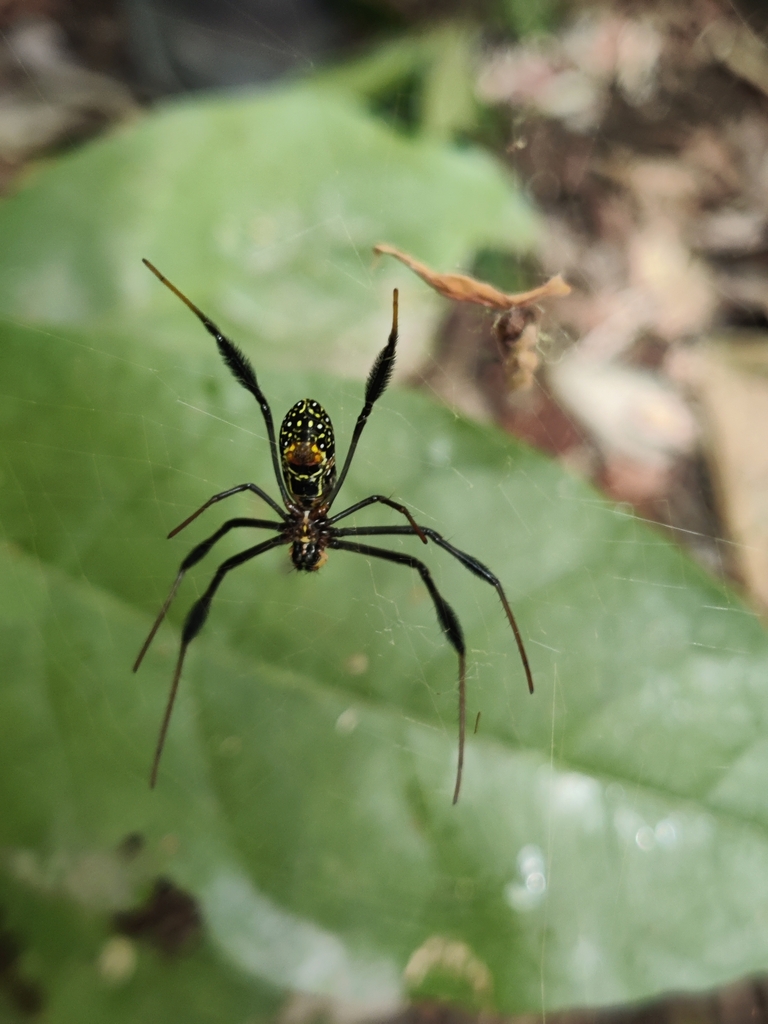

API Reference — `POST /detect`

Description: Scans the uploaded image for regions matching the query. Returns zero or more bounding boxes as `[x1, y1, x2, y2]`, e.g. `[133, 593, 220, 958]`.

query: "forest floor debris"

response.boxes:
[421, 0, 768, 606]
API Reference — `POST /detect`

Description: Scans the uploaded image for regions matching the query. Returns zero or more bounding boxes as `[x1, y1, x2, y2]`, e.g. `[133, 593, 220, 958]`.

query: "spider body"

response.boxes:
[134, 258, 534, 803]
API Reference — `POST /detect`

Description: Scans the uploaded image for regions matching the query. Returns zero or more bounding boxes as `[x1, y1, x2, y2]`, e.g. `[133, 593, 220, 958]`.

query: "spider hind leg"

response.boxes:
[147, 534, 286, 788]
[330, 538, 468, 803]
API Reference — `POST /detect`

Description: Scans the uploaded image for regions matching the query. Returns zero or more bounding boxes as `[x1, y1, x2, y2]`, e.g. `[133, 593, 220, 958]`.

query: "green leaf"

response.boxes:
[1, 85, 767, 1021]
[0, 872, 282, 1024]
[2, 309, 768, 1018]
[500, 0, 565, 37]
[419, 24, 479, 142]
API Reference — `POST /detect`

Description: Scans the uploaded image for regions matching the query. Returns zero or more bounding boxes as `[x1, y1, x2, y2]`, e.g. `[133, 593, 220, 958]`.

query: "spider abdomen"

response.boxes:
[280, 398, 336, 507]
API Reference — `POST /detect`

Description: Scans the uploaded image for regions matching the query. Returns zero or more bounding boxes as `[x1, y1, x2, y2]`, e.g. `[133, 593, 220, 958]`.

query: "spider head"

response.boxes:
[291, 540, 328, 572]
[280, 399, 336, 508]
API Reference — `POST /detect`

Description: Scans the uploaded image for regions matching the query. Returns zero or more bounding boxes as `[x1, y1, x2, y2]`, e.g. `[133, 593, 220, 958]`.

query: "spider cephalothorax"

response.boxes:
[134, 259, 534, 803]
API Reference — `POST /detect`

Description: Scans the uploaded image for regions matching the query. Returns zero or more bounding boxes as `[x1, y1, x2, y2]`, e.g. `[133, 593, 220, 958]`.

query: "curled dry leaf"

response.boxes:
[373, 242, 570, 390]
[374, 242, 570, 309]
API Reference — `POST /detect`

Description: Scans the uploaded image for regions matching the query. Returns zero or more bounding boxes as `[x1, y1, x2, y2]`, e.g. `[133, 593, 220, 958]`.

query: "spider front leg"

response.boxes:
[167, 483, 286, 539]
[327, 495, 427, 543]
[324, 290, 399, 509]
[148, 534, 287, 788]
[332, 524, 533, 694]
[143, 259, 292, 508]
[330, 538, 467, 804]
[133, 517, 283, 672]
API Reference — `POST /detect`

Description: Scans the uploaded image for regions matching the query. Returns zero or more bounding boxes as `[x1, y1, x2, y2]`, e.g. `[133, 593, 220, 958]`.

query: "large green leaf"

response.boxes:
[1, 85, 768, 1021]
[2, 311, 768, 1020]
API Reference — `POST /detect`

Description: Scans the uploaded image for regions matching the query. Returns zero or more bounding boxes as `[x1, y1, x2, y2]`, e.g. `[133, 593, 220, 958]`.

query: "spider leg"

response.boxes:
[167, 483, 286, 538]
[143, 259, 292, 508]
[330, 538, 467, 804]
[326, 494, 427, 543]
[331, 524, 534, 695]
[149, 533, 286, 788]
[324, 290, 399, 509]
[133, 518, 283, 673]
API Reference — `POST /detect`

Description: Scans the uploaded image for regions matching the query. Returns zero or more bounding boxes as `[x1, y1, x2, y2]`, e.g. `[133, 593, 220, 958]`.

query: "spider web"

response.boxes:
[1, 9, 768, 1023]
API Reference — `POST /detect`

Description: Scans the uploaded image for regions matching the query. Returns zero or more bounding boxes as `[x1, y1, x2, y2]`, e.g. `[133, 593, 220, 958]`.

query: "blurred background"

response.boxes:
[4, 0, 768, 1022]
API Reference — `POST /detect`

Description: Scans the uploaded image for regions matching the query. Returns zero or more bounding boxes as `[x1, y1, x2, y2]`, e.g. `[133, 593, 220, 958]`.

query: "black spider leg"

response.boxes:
[332, 524, 534, 695]
[323, 289, 399, 510]
[167, 483, 286, 539]
[133, 518, 283, 674]
[330, 538, 467, 804]
[149, 533, 287, 788]
[327, 494, 427, 544]
[142, 259, 293, 508]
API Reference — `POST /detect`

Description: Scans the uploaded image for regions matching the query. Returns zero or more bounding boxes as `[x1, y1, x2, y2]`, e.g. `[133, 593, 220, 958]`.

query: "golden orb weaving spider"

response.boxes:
[134, 259, 534, 803]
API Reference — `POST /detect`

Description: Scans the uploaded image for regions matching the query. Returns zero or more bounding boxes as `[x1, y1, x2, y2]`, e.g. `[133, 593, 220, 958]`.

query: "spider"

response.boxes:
[134, 258, 534, 803]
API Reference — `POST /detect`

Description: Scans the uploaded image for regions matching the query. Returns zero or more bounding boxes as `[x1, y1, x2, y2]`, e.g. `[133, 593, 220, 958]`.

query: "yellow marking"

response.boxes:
[309, 549, 328, 571]
[284, 441, 324, 466]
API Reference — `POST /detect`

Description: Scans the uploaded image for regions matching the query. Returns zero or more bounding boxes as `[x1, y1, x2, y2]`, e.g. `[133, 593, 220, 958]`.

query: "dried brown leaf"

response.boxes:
[373, 243, 570, 310]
